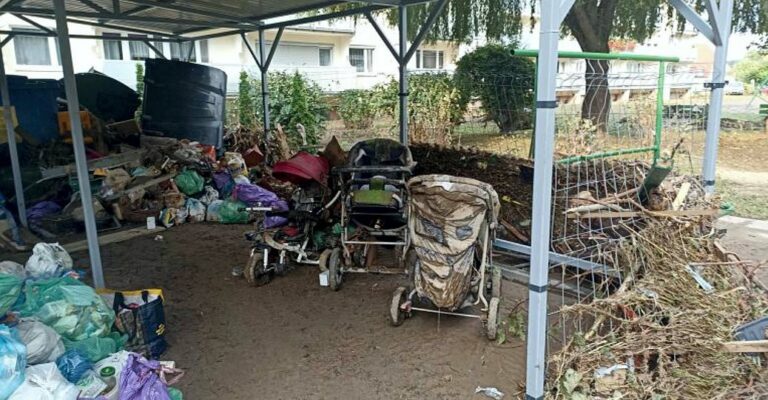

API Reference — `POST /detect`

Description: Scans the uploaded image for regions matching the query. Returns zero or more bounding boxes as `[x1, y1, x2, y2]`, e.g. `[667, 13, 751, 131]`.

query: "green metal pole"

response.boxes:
[557, 146, 657, 164]
[654, 61, 666, 164]
[513, 49, 679, 63]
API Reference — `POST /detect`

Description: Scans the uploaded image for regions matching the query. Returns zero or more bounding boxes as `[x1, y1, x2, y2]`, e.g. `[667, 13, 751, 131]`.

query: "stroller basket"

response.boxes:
[408, 175, 500, 310]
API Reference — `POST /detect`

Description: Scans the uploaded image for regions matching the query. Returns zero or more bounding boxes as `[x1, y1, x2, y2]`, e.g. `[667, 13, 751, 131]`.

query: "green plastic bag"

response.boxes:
[168, 387, 183, 400]
[63, 332, 126, 363]
[175, 170, 204, 196]
[21, 277, 115, 342]
[0, 274, 22, 315]
[219, 199, 249, 224]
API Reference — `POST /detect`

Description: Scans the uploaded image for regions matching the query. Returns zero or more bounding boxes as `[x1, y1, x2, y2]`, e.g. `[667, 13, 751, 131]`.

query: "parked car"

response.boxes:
[725, 81, 745, 95]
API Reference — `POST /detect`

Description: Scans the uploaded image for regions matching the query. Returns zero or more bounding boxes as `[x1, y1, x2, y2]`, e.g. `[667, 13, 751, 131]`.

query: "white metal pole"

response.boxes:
[398, 4, 408, 145]
[0, 42, 27, 227]
[701, 0, 733, 195]
[526, 0, 570, 398]
[53, 0, 105, 288]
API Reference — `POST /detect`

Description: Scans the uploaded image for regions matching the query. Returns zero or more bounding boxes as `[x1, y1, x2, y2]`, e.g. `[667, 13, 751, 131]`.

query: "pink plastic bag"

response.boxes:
[119, 353, 183, 400]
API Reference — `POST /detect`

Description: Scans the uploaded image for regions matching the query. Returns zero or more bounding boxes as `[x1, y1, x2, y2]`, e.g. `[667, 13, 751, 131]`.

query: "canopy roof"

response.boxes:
[0, 0, 385, 38]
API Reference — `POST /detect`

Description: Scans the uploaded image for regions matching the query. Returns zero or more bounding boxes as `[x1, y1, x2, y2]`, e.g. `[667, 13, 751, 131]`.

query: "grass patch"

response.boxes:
[717, 179, 768, 220]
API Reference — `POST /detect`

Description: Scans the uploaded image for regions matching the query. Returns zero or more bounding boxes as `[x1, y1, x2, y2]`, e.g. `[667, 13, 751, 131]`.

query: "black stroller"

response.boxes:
[322, 139, 415, 290]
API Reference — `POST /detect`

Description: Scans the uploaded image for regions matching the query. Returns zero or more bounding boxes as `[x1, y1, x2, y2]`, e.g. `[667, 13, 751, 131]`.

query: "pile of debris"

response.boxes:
[0, 244, 182, 399]
[547, 219, 768, 399]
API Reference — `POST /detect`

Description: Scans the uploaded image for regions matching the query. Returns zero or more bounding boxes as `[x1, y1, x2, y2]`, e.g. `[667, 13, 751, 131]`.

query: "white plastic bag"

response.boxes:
[186, 198, 206, 223]
[199, 186, 219, 205]
[9, 363, 79, 400]
[206, 200, 224, 222]
[0, 261, 25, 279]
[25, 243, 73, 279]
[17, 320, 65, 365]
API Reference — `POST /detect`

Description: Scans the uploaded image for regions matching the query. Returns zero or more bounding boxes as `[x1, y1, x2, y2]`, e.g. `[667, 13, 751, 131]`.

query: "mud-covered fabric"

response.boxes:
[408, 175, 499, 310]
[346, 138, 413, 168]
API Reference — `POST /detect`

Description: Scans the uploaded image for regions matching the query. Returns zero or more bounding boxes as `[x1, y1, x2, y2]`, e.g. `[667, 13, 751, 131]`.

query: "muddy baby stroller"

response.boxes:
[244, 152, 339, 286]
[390, 175, 502, 340]
[323, 139, 415, 290]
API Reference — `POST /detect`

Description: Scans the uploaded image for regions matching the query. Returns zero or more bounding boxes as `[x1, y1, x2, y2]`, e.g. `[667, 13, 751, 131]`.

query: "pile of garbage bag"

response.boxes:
[0, 244, 184, 400]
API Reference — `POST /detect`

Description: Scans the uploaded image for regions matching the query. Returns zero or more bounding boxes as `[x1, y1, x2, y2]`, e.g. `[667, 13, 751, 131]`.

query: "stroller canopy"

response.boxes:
[273, 152, 330, 186]
[346, 138, 414, 168]
[408, 175, 500, 310]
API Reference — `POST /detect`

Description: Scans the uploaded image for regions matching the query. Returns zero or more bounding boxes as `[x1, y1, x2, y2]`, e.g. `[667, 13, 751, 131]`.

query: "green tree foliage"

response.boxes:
[372, 73, 462, 145]
[338, 89, 377, 129]
[237, 70, 255, 127]
[252, 71, 327, 146]
[733, 51, 768, 86]
[454, 44, 535, 133]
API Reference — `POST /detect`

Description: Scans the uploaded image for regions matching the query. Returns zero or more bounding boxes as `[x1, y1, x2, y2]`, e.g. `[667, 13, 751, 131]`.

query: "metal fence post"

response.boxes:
[654, 61, 666, 164]
[701, 0, 733, 195]
[0, 41, 27, 228]
[53, 0, 105, 288]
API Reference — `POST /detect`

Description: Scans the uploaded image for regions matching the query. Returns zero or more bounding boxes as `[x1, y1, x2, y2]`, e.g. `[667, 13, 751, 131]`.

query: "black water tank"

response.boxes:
[141, 59, 226, 148]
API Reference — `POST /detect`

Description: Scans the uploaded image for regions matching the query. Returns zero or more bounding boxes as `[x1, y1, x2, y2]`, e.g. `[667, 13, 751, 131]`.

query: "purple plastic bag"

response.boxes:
[119, 353, 171, 400]
[212, 171, 231, 190]
[26, 201, 61, 222]
[264, 199, 289, 229]
[234, 183, 279, 205]
[234, 184, 288, 228]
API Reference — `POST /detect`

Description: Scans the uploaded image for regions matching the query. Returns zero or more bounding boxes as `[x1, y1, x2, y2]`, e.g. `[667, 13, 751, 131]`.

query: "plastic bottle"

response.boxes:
[99, 366, 118, 400]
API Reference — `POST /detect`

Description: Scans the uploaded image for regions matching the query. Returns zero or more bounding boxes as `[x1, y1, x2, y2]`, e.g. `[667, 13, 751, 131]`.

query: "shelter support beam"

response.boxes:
[397, 4, 407, 144]
[525, 0, 573, 398]
[670, 0, 733, 194]
[53, 0, 105, 288]
[0, 38, 26, 227]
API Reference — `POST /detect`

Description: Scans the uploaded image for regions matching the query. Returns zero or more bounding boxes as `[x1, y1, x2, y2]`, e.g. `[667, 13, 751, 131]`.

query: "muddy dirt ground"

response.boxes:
[51, 223, 533, 400]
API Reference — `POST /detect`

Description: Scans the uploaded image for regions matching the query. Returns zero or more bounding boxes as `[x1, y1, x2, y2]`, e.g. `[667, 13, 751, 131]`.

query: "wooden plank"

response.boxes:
[63, 226, 165, 253]
[104, 173, 175, 202]
[671, 182, 691, 211]
[568, 208, 719, 219]
[723, 340, 768, 353]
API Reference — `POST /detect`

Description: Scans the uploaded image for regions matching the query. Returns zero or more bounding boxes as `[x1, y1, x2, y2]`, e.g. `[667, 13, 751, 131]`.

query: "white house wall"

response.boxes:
[0, 13, 460, 95]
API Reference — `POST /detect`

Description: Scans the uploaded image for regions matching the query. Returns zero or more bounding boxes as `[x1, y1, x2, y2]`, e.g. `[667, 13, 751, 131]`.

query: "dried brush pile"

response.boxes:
[548, 220, 768, 399]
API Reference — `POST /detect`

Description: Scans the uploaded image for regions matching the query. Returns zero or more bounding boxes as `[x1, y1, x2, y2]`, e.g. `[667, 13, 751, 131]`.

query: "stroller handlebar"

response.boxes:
[333, 165, 415, 174]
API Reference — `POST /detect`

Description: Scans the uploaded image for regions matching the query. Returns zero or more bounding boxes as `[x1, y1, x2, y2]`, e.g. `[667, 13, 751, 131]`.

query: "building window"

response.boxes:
[128, 34, 150, 60]
[199, 40, 209, 63]
[170, 42, 195, 61]
[103, 33, 122, 60]
[13, 28, 52, 65]
[319, 48, 331, 66]
[415, 49, 444, 70]
[349, 48, 372, 73]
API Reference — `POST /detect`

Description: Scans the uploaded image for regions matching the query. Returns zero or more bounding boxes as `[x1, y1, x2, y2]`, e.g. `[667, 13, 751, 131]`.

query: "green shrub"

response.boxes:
[455, 44, 535, 133]
[338, 89, 376, 129]
[372, 73, 463, 145]
[251, 71, 327, 147]
[237, 70, 256, 128]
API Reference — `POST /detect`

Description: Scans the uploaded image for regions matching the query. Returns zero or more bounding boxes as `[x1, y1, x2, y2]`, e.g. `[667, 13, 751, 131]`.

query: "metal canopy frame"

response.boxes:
[0, 0, 443, 292]
[523, 1, 733, 399]
[0, 0, 736, 395]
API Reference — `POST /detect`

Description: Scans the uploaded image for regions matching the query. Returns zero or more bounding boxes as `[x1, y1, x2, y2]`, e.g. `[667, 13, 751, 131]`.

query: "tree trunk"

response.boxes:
[582, 59, 611, 134]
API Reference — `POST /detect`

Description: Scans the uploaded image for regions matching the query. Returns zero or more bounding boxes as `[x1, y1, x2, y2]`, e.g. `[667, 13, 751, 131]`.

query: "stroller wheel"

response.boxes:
[328, 248, 343, 291]
[491, 267, 502, 299]
[389, 286, 408, 327]
[245, 253, 271, 287]
[318, 249, 333, 272]
[485, 297, 500, 341]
